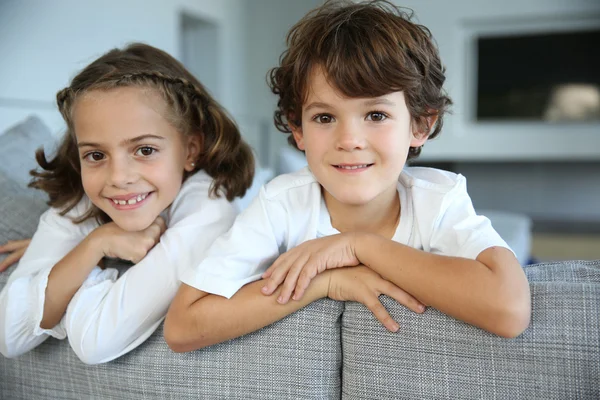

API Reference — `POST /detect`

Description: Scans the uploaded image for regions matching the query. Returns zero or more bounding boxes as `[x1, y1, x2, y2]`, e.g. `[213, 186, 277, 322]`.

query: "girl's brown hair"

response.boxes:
[269, 0, 452, 160]
[31, 43, 254, 223]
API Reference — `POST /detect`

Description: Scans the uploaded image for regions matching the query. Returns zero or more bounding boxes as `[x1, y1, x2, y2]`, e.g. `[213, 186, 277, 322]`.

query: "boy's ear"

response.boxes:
[290, 123, 305, 151]
[184, 133, 203, 172]
[411, 114, 439, 147]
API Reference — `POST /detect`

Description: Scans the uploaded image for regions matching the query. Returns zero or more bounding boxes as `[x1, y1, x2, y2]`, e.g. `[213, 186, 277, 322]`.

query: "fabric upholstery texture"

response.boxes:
[341, 260, 600, 400]
[0, 115, 55, 193]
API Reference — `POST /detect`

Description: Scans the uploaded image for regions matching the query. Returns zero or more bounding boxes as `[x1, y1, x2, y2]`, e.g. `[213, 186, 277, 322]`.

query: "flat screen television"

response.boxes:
[476, 29, 600, 122]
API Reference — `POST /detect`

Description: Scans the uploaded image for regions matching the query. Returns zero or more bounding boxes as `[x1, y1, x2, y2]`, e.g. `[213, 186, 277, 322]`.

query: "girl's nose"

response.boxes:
[107, 157, 138, 188]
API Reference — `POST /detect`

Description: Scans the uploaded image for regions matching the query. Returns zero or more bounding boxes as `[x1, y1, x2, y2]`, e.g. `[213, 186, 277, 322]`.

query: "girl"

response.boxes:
[164, 0, 530, 353]
[0, 43, 254, 364]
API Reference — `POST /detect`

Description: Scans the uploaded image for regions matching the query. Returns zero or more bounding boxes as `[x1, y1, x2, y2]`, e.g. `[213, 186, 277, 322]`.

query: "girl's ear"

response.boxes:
[184, 134, 202, 172]
[290, 123, 305, 151]
[410, 114, 439, 147]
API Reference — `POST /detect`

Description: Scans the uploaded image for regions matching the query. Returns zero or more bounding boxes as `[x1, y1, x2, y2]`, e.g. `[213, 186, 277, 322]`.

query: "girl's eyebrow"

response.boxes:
[78, 134, 165, 149]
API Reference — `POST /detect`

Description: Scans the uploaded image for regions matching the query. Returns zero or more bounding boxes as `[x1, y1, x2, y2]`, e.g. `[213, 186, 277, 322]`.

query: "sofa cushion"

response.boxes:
[0, 115, 55, 196]
[341, 260, 600, 399]
[0, 171, 48, 281]
[0, 296, 343, 400]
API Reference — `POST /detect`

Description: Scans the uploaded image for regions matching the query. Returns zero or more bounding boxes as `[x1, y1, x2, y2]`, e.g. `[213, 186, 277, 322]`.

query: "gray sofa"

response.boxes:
[1, 117, 599, 399]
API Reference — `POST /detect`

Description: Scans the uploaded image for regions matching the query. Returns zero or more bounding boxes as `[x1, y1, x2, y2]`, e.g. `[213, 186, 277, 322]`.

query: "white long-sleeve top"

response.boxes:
[0, 170, 237, 364]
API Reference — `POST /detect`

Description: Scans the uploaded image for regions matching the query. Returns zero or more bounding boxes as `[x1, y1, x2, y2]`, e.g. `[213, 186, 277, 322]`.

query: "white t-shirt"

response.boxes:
[181, 167, 510, 299]
[0, 171, 237, 364]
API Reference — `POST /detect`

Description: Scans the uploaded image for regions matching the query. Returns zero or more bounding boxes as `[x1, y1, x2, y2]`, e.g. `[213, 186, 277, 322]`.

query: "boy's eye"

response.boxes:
[366, 112, 387, 122]
[136, 146, 156, 156]
[314, 114, 335, 124]
[84, 152, 105, 162]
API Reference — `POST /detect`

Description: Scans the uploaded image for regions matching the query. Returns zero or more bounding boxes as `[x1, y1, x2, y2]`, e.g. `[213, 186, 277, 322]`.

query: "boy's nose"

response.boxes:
[335, 121, 366, 151]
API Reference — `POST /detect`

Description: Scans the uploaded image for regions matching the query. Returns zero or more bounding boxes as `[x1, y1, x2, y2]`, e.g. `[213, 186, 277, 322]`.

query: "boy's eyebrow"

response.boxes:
[78, 134, 166, 149]
[304, 98, 396, 113]
[362, 98, 396, 107]
[304, 102, 334, 113]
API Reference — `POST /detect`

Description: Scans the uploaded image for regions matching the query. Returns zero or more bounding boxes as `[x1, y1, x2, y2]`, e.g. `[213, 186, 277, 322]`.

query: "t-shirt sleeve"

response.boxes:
[180, 185, 284, 299]
[429, 175, 512, 260]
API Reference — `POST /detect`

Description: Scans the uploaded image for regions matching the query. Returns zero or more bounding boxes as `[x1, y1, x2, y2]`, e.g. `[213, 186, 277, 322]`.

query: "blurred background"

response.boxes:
[1, 0, 599, 263]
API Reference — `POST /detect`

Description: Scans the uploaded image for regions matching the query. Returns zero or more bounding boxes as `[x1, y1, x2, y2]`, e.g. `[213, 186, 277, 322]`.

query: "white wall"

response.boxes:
[394, 0, 600, 161]
[0, 0, 246, 136]
[240, 0, 322, 167]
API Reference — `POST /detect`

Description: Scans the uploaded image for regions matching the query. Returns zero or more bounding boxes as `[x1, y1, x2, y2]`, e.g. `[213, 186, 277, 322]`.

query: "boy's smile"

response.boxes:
[291, 66, 427, 213]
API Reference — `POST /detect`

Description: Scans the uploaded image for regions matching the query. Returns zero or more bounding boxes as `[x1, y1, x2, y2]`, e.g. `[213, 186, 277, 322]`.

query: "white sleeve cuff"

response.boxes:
[180, 268, 262, 299]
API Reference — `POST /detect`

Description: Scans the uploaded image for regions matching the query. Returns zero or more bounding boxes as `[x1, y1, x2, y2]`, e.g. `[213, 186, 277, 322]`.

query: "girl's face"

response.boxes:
[291, 66, 428, 209]
[73, 87, 200, 231]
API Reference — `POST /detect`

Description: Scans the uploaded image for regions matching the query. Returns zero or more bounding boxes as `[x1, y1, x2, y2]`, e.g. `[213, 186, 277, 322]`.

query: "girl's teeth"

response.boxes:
[112, 193, 148, 206]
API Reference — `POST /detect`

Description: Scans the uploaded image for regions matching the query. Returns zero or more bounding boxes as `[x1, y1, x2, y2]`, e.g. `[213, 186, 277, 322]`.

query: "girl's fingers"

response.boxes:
[380, 281, 425, 314]
[0, 248, 26, 272]
[363, 297, 400, 332]
[0, 239, 31, 253]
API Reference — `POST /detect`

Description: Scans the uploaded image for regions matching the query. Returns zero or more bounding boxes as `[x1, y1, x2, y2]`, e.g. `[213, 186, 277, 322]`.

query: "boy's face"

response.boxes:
[291, 67, 427, 207]
[73, 87, 199, 231]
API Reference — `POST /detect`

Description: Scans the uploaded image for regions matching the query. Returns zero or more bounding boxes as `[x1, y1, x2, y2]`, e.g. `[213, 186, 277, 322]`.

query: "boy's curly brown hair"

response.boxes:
[269, 0, 452, 160]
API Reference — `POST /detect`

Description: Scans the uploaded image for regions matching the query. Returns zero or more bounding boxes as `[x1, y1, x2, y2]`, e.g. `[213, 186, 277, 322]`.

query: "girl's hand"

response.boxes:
[261, 233, 359, 304]
[92, 217, 167, 264]
[0, 239, 32, 272]
[327, 265, 426, 332]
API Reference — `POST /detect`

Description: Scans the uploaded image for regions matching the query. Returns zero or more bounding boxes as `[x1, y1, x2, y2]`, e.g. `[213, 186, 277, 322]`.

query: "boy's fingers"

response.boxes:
[381, 281, 425, 314]
[292, 268, 317, 301]
[278, 262, 304, 304]
[365, 299, 399, 332]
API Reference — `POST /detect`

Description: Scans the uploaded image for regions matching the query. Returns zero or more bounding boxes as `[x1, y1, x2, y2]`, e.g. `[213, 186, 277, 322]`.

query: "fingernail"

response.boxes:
[391, 324, 399, 332]
[261, 286, 269, 294]
[277, 296, 284, 303]
[418, 305, 426, 312]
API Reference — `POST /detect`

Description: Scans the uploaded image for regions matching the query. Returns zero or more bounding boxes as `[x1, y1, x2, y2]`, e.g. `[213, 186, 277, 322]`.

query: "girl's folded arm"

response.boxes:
[0, 207, 87, 358]
[64, 190, 236, 365]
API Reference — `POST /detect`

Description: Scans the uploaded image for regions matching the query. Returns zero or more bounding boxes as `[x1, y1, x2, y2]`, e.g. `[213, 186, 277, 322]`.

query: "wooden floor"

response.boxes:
[532, 234, 600, 261]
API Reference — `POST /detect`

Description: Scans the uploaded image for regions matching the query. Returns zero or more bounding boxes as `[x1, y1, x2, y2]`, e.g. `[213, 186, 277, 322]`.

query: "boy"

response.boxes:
[164, 0, 530, 352]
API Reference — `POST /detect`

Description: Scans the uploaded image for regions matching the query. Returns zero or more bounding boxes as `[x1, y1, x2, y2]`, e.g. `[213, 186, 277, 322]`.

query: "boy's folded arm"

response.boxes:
[164, 274, 330, 353]
[356, 234, 531, 338]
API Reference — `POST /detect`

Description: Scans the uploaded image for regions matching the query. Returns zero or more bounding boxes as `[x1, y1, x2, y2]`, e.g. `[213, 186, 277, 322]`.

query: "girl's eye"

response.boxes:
[84, 152, 105, 162]
[314, 114, 334, 124]
[366, 112, 388, 122]
[136, 146, 156, 156]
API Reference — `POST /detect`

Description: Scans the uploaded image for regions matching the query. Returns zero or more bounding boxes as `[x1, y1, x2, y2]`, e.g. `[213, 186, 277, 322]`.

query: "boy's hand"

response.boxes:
[328, 265, 425, 332]
[91, 217, 166, 264]
[261, 233, 359, 304]
[0, 239, 32, 272]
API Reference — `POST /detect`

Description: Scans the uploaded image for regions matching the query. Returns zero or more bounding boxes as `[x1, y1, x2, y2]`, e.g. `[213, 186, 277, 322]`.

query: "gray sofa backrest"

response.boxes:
[342, 260, 600, 399]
